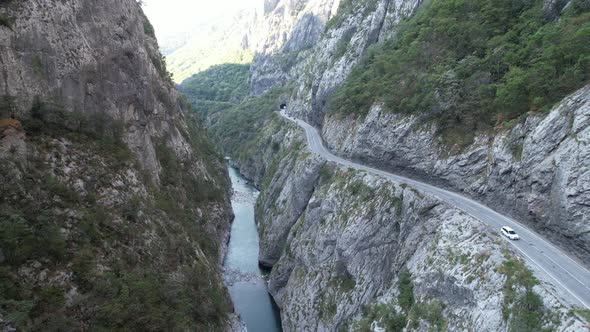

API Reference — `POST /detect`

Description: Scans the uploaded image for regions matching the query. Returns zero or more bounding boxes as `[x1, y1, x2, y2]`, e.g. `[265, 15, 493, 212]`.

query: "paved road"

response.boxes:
[279, 110, 590, 310]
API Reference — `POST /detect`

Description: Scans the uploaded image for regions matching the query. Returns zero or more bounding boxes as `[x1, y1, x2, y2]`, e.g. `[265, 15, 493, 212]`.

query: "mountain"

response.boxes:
[185, 0, 590, 330]
[0, 0, 239, 330]
[165, 10, 257, 83]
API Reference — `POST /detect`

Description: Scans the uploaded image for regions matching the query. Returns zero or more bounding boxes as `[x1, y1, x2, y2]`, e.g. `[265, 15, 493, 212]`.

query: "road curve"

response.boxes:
[279, 110, 590, 310]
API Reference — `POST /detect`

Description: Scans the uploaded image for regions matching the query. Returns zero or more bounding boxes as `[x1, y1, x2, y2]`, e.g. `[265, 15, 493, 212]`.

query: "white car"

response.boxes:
[501, 226, 520, 240]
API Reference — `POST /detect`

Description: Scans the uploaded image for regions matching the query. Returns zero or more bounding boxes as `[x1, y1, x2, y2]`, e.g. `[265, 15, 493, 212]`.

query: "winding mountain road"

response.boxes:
[279, 110, 590, 310]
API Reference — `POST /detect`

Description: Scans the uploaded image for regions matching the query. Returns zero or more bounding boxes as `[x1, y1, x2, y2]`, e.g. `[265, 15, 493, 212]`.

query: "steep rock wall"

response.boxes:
[236, 116, 587, 331]
[250, 0, 423, 124]
[203, 0, 590, 329]
[322, 85, 590, 265]
[247, 0, 590, 266]
[0, 0, 238, 330]
[0, 0, 188, 181]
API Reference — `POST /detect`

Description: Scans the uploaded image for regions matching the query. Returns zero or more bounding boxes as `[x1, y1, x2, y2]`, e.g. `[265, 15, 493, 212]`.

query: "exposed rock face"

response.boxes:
[0, 0, 188, 181]
[237, 117, 587, 331]
[0, 0, 235, 247]
[0, 0, 237, 329]
[322, 85, 590, 265]
[249, 0, 339, 96]
[225, 115, 324, 267]
[246, 0, 590, 265]
[204, 0, 590, 330]
[250, 0, 423, 124]
[256, 149, 323, 267]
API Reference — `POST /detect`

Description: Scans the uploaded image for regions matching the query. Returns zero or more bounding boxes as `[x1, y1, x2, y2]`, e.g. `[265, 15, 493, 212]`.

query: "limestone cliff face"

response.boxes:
[216, 0, 590, 330]
[250, 0, 423, 124]
[0, 0, 189, 182]
[247, 0, 590, 265]
[249, 0, 339, 96]
[237, 117, 586, 331]
[322, 85, 590, 265]
[0, 0, 236, 330]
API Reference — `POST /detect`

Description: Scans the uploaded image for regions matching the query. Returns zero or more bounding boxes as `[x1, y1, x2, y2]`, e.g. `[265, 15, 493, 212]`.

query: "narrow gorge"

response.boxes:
[0, 0, 588, 331]
[181, 0, 590, 330]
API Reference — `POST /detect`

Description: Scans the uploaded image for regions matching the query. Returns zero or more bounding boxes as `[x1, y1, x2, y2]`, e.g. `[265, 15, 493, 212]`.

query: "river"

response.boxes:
[224, 166, 282, 331]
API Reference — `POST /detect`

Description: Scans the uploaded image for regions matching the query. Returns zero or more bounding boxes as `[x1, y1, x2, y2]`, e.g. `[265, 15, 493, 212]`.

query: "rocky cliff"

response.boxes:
[249, 0, 423, 123]
[245, 0, 590, 265]
[197, 0, 590, 330]
[323, 84, 590, 266]
[0, 0, 236, 330]
[227, 114, 588, 331]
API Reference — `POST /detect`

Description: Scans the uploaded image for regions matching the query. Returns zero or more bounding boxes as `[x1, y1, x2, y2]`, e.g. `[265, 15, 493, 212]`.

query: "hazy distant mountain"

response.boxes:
[165, 9, 257, 83]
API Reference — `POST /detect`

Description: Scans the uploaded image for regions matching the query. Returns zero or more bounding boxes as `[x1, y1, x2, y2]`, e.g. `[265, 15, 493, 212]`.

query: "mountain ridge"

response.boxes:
[0, 0, 239, 329]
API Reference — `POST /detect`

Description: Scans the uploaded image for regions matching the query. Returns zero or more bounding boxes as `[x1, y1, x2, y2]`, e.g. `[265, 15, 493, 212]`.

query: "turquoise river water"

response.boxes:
[224, 166, 282, 331]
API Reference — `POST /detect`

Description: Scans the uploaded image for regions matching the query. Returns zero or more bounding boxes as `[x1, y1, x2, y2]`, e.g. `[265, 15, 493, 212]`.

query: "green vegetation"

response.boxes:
[22, 98, 132, 164]
[329, 274, 357, 293]
[398, 270, 448, 331]
[208, 86, 292, 160]
[31, 55, 44, 77]
[0, 211, 66, 266]
[570, 309, 590, 323]
[325, 0, 379, 31]
[319, 163, 335, 181]
[408, 301, 447, 331]
[348, 180, 375, 200]
[397, 269, 414, 312]
[85, 267, 229, 331]
[150, 52, 174, 82]
[140, 9, 155, 38]
[334, 28, 356, 59]
[0, 98, 231, 330]
[165, 18, 254, 83]
[0, 95, 16, 117]
[355, 303, 407, 332]
[318, 297, 338, 320]
[0, 15, 13, 29]
[181, 63, 250, 118]
[329, 0, 590, 146]
[154, 138, 225, 256]
[354, 269, 447, 331]
[154, 102, 228, 257]
[182, 64, 250, 103]
[498, 258, 552, 331]
[143, 20, 155, 38]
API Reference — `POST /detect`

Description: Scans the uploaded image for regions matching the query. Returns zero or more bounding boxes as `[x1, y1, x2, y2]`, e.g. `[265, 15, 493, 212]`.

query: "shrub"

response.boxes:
[181, 64, 250, 106]
[0, 95, 16, 117]
[333, 28, 356, 59]
[572, 309, 590, 323]
[355, 303, 407, 332]
[398, 269, 414, 312]
[32, 55, 44, 76]
[87, 267, 230, 331]
[208, 86, 293, 160]
[143, 20, 155, 37]
[0, 15, 13, 29]
[499, 258, 549, 330]
[509, 290, 544, 332]
[21, 98, 132, 165]
[328, 0, 590, 145]
[319, 163, 335, 181]
[0, 211, 66, 266]
[44, 175, 81, 205]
